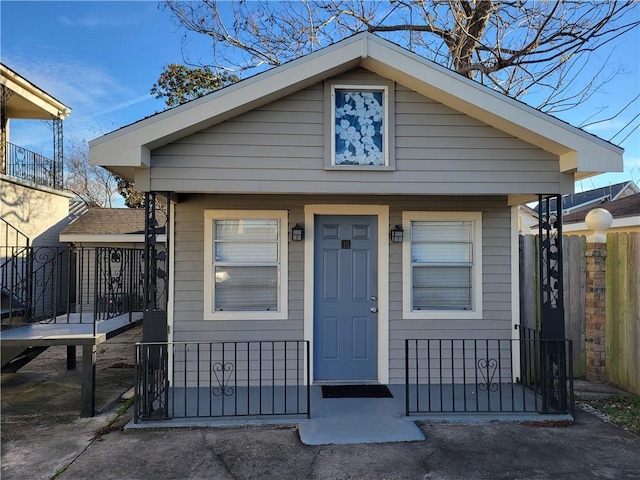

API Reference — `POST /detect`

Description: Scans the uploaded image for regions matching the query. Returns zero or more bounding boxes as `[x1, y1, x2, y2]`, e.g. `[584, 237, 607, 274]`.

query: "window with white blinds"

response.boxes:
[204, 211, 288, 320]
[403, 212, 482, 319]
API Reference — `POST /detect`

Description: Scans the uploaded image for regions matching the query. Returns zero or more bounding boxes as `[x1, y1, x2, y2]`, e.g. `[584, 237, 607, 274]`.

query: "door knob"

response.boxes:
[370, 307, 378, 313]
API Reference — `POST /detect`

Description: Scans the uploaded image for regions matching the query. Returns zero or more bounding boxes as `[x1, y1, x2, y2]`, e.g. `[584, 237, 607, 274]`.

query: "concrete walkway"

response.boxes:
[298, 385, 425, 445]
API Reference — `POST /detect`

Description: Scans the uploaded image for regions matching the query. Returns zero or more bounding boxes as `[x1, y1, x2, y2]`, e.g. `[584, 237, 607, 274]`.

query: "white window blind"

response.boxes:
[213, 219, 279, 312]
[411, 221, 473, 310]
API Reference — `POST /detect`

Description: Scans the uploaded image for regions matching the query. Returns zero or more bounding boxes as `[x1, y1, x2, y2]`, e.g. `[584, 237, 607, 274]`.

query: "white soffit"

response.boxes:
[89, 33, 623, 177]
[1, 64, 70, 119]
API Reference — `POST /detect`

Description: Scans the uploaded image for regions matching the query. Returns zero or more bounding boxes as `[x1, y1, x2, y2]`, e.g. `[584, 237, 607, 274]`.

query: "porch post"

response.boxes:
[81, 343, 96, 417]
[584, 208, 612, 382]
[143, 192, 170, 343]
[537, 194, 567, 412]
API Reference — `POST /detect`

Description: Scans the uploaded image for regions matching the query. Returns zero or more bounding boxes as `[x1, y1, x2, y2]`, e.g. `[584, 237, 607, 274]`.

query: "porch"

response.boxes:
[131, 334, 575, 444]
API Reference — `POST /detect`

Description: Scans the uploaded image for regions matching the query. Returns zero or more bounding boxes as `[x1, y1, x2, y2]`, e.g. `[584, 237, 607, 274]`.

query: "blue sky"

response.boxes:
[2, 0, 639, 192]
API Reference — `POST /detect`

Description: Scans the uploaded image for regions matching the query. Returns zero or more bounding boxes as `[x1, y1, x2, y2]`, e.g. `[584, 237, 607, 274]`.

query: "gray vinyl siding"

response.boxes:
[172, 194, 512, 383]
[150, 69, 565, 195]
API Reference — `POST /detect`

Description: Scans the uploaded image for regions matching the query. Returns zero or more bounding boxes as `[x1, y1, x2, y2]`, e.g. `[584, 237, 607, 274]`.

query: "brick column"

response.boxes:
[585, 243, 607, 382]
[583, 207, 612, 382]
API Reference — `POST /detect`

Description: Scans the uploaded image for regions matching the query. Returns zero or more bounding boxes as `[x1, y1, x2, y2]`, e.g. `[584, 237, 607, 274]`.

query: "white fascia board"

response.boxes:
[1, 69, 70, 118]
[89, 38, 364, 169]
[59, 234, 167, 243]
[363, 36, 623, 175]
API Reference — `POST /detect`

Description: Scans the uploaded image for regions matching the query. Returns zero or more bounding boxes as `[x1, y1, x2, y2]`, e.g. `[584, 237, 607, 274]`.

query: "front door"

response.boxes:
[313, 215, 378, 382]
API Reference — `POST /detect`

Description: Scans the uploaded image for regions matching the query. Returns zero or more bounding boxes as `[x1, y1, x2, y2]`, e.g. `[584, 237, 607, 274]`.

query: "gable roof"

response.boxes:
[563, 192, 640, 224]
[59, 207, 166, 243]
[89, 32, 623, 185]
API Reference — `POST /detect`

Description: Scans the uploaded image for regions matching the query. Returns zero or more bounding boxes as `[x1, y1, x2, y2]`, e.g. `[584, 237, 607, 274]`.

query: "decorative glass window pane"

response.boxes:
[334, 89, 384, 166]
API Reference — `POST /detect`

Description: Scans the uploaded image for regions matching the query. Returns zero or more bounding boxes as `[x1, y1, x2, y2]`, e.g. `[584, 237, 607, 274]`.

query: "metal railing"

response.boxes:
[1, 246, 144, 328]
[2, 142, 63, 190]
[134, 340, 311, 422]
[405, 336, 574, 416]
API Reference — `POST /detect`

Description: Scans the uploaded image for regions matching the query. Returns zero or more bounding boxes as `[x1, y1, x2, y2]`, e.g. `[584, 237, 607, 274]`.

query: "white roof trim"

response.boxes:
[60, 234, 167, 244]
[89, 33, 623, 178]
[1, 63, 70, 118]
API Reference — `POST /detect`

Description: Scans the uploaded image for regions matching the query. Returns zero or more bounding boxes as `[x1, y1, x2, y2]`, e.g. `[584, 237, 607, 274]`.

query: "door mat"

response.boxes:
[322, 385, 393, 398]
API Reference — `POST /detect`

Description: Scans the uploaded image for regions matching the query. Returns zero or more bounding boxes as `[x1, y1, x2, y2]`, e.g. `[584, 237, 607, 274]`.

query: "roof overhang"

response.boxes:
[60, 233, 167, 244]
[89, 33, 624, 183]
[1, 63, 70, 120]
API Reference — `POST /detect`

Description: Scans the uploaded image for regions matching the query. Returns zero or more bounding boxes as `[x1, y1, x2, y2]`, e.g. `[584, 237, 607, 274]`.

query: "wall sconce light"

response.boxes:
[291, 224, 304, 241]
[390, 225, 404, 243]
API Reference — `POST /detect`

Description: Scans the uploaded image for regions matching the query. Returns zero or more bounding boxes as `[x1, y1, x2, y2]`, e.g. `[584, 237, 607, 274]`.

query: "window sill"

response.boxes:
[325, 165, 396, 171]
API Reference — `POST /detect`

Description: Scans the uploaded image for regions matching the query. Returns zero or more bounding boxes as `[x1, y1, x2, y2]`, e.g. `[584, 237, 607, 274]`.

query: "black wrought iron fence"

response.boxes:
[4, 142, 63, 190]
[134, 340, 311, 422]
[405, 336, 574, 416]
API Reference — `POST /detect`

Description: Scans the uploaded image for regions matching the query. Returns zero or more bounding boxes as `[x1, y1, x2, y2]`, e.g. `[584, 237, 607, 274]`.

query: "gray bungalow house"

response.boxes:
[89, 33, 623, 422]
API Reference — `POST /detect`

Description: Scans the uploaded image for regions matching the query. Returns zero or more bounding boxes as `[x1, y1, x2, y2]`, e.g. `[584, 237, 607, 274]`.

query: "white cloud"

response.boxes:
[58, 15, 139, 28]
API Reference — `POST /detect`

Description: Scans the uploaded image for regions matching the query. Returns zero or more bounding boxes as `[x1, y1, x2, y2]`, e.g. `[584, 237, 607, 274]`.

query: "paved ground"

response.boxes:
[2, 329, 639, 480]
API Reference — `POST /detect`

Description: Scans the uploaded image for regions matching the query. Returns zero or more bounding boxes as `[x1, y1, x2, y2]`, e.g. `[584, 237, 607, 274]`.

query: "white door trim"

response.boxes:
[304, 204, 390, 384]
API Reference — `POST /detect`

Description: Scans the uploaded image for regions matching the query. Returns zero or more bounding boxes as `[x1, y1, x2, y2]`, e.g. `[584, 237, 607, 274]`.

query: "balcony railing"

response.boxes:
[1, 246, 144, 329]
[2, 142, 63, 190]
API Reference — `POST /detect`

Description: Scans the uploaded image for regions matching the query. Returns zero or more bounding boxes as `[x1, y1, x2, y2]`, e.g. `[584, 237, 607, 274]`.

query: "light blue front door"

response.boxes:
[314, 215, 378, 382]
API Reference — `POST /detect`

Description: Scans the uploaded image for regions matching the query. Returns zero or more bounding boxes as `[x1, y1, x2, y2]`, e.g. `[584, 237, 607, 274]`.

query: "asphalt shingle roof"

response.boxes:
[60, 208, 167, 236]
[563, 192, 640, 224]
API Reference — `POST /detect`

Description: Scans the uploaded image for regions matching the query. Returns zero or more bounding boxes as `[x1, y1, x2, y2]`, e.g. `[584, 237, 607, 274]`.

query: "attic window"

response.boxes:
[325, 80, 395, 170]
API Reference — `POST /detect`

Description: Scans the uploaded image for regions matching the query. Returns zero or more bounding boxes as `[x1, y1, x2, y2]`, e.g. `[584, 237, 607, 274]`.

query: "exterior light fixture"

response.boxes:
[390, 225, 404, 243]
[292, 224, 304, 241]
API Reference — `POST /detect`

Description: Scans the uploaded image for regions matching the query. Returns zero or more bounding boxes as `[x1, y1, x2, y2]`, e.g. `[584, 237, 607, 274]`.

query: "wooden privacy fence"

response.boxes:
[519, 232, 640, 395]
[605, 232, 640, 395]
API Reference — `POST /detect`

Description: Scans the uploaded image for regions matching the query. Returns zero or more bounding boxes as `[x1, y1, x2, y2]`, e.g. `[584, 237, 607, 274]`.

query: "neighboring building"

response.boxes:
[60, 207, 166, 248]
[518, 204, 539, 234]
[562, 192, 640, 236]
[1, 63, 73, 326]
[1, 63, 73, 249]
[89, 33, 623, 416]
[59, 207, 166, 315]
[539, 180, 639, 216]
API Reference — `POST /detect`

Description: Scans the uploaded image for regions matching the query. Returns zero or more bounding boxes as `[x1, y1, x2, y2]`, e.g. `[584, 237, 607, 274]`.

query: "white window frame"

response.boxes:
[204, 210, 288, 320]
[402, 211, 483, 320]
[324, 79, 395, 170]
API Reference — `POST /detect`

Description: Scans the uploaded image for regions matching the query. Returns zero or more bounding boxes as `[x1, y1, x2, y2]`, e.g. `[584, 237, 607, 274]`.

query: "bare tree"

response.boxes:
[65, 140, 118, 208]
[162, 0, 639, 113]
